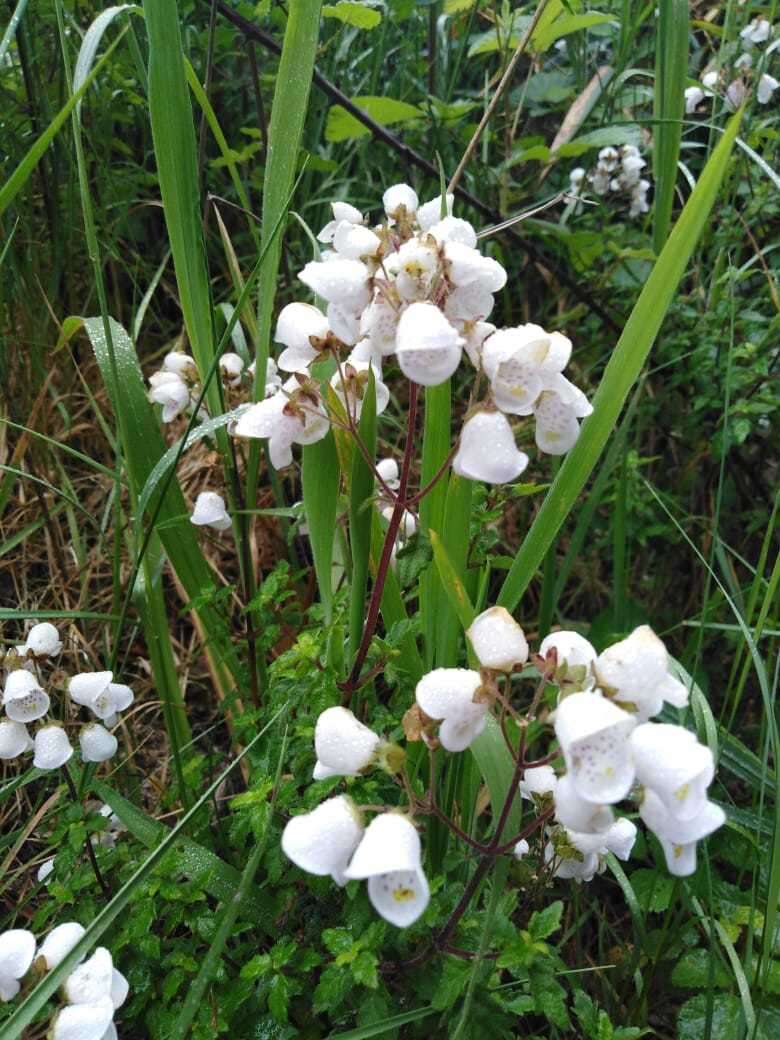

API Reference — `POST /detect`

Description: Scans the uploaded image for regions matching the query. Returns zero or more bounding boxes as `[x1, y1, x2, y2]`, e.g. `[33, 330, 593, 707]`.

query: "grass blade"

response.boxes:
[498, 108, 743, 612]
[348, 373, 377, 660]
[302, 432, 341, 626]
[653, 0, 688, 251]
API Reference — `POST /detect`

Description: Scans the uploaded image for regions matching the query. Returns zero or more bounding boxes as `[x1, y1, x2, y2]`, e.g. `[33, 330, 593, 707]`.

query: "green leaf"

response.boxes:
[653, 0, 688, 252]
[533, 12, 614, 53]
[302, 432, 341, 624]
[348, 372, 377, 660]
[628, 868, 676, 912]
[671, 949, 732, 989]
[498, 107, 744, 612]
[325, 1005, 437, 1039]
[556, 123, 642, 157]
[269, 974, 291, 1022]
[444, 0, 476, 13]
[351, 949, 379, 989]
[528, 900, 563, 941]
[677, 994, 742, 1040]
[326, 96, 423, 142]
[323, 1, 382, 29]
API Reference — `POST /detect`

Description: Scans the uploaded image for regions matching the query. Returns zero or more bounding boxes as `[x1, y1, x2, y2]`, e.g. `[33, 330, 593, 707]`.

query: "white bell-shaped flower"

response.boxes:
[0, 719, 33, 758]
[395, 302, 463, 385]
[538, 630, 597, 690]
[482, 325, 571, 415]
[594, 625, 689, 719]
[64, 947, 114, 1005]
[0, 929, 36, 1002]
[190, 491, 232, 532]
[80, 724, 118, 764]
[333, 221, 381, 259]
[554, 692, 637, 803]
[52, 997, 115, 1040]
[275, 302, 329, 372]
[553, 772, 615, 832]
[416, 193, 454, 231]
[24, 622, 62, 658]
[281, 795, 364, 886]
[428, 217, 477, 248]
[415, 668, 487, 752]
[513, 839, 530, 859]
[33, 725, 74, 770]
[3, 669, 50, 723]
[444, 282, 495, 323]
[519, 764, 558, 799]
[38, 922, 86, 971]
[359, 298, 400, 357]
[383, 183, 419, 219]
[453, 410, 529, 485]
[317, 200, 364, 243]
[458, 319, 496, 368]
[234, 391, 300, 469]
[148, 371, 190, 423]
[162, 351, 198, 378]
[327, 301, 362, 345]
[444, 241, 506, 293]
[534, 388, 590, 455]
[467, 606, 528, 672]
[602, 817, 637, 861]
[758, 73, 779, 104]
[701, 69, 719, 89]
[640, 789, 725, 876]
[394, 238, 439, 301]
[69, 672, 133, 722]
[219, 352, 244, 387]
[299, 258, 370, 311]
[545, 840, 599, 883]
[740, 17, 771, 45]
[376, 457, 400, 489]
[313, 707, 381, 780]
[630, 723, 714, 822]
[344, 813, 429, 928]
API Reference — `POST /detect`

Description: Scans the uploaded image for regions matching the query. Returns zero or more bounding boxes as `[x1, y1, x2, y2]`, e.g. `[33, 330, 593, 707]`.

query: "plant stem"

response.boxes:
[62, 767, 109, 897]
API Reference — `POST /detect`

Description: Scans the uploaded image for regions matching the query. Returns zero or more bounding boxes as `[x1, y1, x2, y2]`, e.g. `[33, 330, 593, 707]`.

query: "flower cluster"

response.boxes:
[685, 17, 778, 113]
[569, 145, 651, 219]
[281, 612, 725, 929]
[0, 623, 133, 771]
[0, 924, 128, 1039]
[148, 186, 592, 487]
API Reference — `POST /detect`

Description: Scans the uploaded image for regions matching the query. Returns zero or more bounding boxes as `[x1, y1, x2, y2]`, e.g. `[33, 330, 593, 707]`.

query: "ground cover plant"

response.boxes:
[1, 1, 778, 1037]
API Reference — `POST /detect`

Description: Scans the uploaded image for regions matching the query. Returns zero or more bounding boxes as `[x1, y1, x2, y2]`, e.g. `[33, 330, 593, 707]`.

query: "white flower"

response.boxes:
[162, 351, 198, 378]
[598, 146, 619, 170]
[629, 179, 651, 219]
[383, 183, 419, 219]
[313, 706, 381, 780]
[65, 947, 113, 1005]
[190, 491, 232, 532]
[317, 200, 365, 244]
[38, 922, 86, 970]
[415, 668, 487, 752]
[588, 167, 611, 196]
[333, 221, 381, 259]
[534, 385, 592, 456]
[80, 724, 118, 764]
[359, 297, 401, 357]
[594, 625, 689, 719]
[393, 237, 439, 301]
[758, 73, 779, 104]
[275, 302, 330, 373]
[554, 692, 637, 803]
[684, 86, 706, 113]
[482, 324, 572, 415]
[33, 725, 74, 770]
[630, 723, 714, 822]
[52, 998, 115, 1040]
[234, 380, 329, 468]
[281, 795, 364, 886]
[453, 410, 528, 485]
[148, 371, 190, 422]
[444, 241, 506, 293]
[344, 813, 429, 928]
[444, 282, 495, 323]
[458, 319, 496, 368]
[725, 79, 746, 111]
[545, 840, 599, 883]
[376, 457, 400, 489]
[427, 216, 477, 248]
[569, 167, 585, 193]
[466, 606, 528, 672]
[640, 789, 725, 876]
[0, 719, 33, 758]
[110, 967, 129, 1009]
[219, 352, 244, 387]
[37, 858, 54, 883]
[24, 622, 62, 658]
[538, 630, 597, 690]
[740, 17, 771, 45]
[416, 193, 453, 231]
[69, 672, 134, 722]
[701, 69, 719, 90]
[3, 670, 50, 723]
[734, 52, 753, 70]
[395, 302, 464, 385]
[299, 258, 370, 312]
[330, 361, 389, 422]
[554, 772, 615, 832]
[519, 764, 558, 799]
[0, 929, 36, 1002]
[603, 817, 637, 861]
[513, 839, 530, 859]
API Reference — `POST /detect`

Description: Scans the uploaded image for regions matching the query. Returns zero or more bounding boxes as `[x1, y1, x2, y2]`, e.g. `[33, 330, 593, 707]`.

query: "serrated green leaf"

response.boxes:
[529, 900, 563, 940]
[351, 949, 379, 989]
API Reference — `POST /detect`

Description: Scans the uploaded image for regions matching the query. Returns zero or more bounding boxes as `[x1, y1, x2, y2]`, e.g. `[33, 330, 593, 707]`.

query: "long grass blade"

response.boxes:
[653, 0, 688, 251]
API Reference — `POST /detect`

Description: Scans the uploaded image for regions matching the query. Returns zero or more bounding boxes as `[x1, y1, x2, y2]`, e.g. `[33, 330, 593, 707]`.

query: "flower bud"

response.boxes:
[467, 606, 528, 672]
